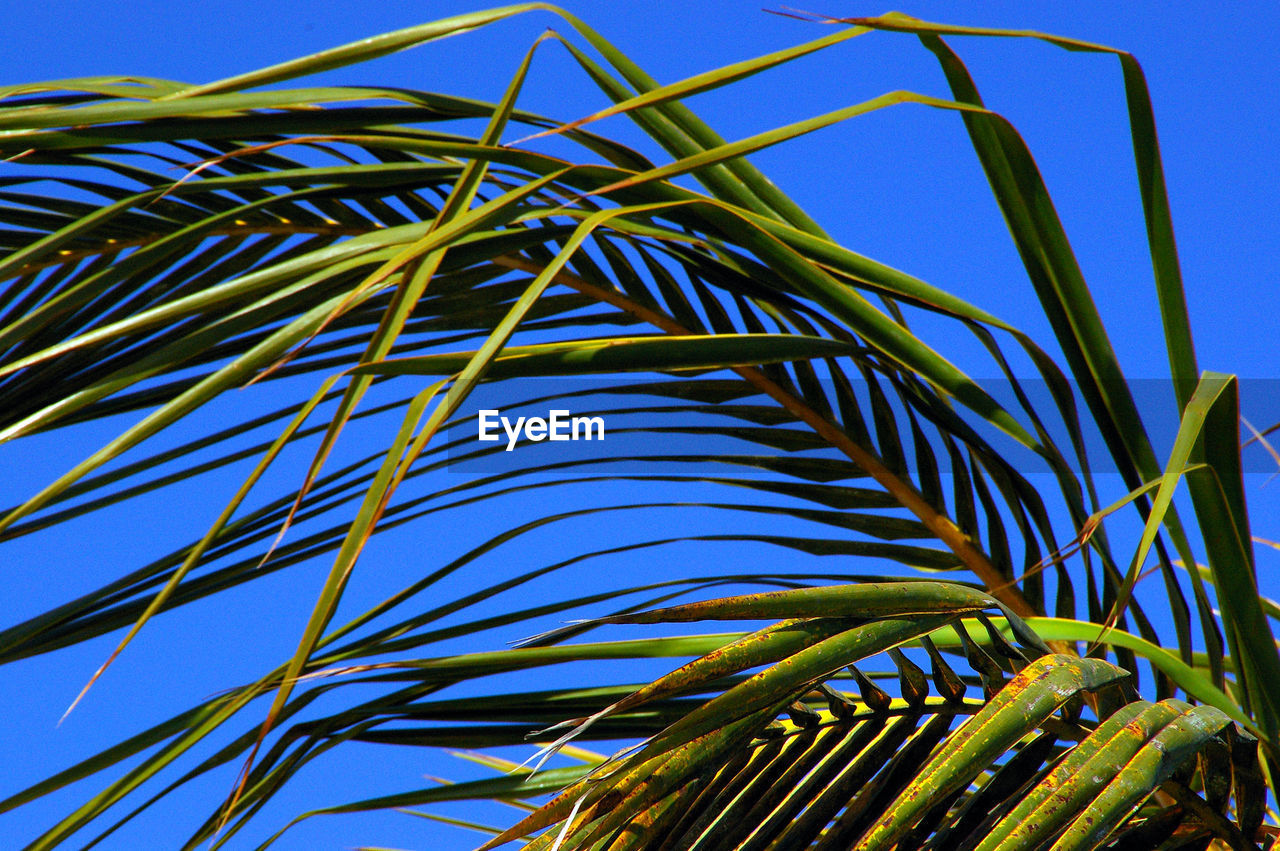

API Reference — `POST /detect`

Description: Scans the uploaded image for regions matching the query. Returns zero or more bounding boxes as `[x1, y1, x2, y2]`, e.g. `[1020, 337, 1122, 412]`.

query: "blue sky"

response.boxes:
[2, 1, 1279, 848]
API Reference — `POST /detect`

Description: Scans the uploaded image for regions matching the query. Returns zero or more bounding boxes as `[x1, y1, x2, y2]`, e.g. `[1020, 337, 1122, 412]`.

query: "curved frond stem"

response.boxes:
[493, 252, 1036, 618]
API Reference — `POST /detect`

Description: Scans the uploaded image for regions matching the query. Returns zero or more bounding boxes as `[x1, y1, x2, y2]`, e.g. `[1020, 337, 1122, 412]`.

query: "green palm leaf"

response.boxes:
[1, 6, 1272, 849]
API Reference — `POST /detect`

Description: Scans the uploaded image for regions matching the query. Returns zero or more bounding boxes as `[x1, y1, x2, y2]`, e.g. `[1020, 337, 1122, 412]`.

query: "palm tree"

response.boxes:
[1, 7, 1275, 849]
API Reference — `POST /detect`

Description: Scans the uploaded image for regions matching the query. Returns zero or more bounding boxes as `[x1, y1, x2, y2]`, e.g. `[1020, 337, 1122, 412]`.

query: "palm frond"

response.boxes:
[1, 6, 1274, 849]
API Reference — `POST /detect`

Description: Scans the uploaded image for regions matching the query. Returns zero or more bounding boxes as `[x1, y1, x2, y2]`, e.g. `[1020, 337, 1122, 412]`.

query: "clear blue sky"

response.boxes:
[2, 1, 1278, 848]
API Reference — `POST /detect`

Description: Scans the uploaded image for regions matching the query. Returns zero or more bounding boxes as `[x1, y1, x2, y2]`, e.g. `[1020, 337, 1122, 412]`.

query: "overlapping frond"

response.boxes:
[1, 6, 1275, 849]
